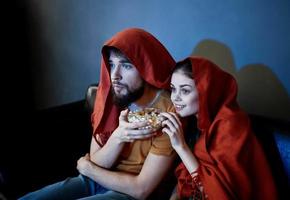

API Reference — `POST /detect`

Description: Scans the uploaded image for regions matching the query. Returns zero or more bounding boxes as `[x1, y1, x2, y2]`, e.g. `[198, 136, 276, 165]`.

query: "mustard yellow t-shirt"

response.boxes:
[115, 90, 175, 174]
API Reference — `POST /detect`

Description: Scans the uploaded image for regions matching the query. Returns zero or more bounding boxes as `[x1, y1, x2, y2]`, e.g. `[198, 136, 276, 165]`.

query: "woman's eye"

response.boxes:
[171, 87, 176, 93]
[181, 89, 190, 94]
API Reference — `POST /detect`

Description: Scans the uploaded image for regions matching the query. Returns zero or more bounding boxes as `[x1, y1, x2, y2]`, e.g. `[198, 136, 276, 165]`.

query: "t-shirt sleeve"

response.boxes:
[150, 130, 175, 156]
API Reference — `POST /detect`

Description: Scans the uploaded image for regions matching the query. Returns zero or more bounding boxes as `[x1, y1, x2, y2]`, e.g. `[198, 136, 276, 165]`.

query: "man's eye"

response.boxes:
[109, 63, 115, 69]
[122, 64, 132, 69]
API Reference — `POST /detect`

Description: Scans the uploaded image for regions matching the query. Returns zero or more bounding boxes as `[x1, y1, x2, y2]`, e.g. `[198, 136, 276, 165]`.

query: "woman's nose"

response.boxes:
[173, 93, 182, 101]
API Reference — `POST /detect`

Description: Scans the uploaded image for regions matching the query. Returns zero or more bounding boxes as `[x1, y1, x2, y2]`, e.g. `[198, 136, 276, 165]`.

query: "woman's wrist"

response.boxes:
[174, 142, 190, 154]
[175, 143, 199, 173]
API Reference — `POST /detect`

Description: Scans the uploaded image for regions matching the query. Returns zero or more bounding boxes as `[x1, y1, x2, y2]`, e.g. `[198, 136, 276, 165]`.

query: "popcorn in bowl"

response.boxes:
[127, 108, 164, 130]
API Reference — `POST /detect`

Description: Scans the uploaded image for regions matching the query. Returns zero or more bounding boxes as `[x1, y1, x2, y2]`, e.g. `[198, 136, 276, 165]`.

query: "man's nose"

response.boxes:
[110, 65, 121, 80]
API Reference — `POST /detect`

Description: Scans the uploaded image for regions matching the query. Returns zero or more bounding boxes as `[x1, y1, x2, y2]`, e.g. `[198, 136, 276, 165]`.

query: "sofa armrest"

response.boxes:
[85, 83, 98, 114]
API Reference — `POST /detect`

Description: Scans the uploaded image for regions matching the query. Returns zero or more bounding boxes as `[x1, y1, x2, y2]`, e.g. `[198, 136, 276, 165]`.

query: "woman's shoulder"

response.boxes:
[207, 111, 253, 145]
[214, 108, 250, 128]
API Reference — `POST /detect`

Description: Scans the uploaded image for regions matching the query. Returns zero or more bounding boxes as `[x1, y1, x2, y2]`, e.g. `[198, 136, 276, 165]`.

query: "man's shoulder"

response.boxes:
[154, 90, 175, 112]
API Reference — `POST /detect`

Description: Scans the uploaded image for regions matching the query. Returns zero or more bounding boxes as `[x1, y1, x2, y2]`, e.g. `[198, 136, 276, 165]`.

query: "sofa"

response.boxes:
[1, 84, 289, 199]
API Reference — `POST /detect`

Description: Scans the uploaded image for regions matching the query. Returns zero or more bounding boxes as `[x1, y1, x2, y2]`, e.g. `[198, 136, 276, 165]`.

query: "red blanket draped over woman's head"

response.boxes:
[91, 28, 175, 146]
[176, 57, 277, 199]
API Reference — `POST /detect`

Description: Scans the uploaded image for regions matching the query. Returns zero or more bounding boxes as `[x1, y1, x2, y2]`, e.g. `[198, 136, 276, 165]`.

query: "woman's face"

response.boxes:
[170, 71, 199, 117]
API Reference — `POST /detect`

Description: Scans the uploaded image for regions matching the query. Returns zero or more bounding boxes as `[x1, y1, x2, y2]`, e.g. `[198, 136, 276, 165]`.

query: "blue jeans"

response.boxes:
[18, 174, 136, 200]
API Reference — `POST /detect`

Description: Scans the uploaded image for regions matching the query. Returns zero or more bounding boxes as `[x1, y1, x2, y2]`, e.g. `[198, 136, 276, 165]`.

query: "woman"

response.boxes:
[161, 57, 277, 200]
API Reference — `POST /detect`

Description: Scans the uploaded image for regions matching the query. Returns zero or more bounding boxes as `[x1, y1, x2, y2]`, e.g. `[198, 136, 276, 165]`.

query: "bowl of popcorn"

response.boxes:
[127, 108, 164, 130]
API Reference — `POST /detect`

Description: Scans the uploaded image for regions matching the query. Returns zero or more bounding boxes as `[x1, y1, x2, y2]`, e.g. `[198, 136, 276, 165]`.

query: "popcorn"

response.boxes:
[127, 108, 164, 129]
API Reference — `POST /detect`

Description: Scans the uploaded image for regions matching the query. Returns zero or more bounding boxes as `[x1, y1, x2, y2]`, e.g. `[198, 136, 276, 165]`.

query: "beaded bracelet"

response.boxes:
[190, 170, 207, 199]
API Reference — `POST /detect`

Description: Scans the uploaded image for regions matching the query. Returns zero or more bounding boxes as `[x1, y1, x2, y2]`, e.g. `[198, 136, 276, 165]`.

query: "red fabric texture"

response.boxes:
[176, 57, 277, 199]
[91, 28, 175, 146]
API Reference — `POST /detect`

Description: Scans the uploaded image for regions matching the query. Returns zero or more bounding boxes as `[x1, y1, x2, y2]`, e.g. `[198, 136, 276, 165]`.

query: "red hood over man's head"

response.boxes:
[92, 28, 175, 145]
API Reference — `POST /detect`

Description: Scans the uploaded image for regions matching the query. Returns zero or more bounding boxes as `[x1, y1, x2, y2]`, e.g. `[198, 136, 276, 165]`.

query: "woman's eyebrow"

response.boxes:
[179, 84, 193, 88]
[170, 84, 192, 88]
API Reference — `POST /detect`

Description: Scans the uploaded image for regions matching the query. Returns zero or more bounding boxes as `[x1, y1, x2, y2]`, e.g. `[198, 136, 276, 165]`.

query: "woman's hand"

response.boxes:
[161, 112, 200, 175]
[112, 109, 158, 143]
[160, 112, 186, 150]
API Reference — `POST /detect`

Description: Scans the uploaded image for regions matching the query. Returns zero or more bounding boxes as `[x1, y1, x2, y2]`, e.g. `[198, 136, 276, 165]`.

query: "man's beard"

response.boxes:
[111, 83, 145, 108]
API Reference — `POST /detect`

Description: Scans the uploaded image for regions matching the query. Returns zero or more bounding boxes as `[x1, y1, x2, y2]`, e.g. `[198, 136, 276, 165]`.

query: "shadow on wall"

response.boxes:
[191, 39, 290, 121]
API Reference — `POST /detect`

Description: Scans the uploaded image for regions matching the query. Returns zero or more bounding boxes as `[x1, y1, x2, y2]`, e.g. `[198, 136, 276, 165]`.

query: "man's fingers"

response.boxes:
[126, 128, 156, 137]
[128, 133, 156, 140]
[121, 130, 156, 141]
[119, 109, 129, 121]
[120, 120, 149, 129]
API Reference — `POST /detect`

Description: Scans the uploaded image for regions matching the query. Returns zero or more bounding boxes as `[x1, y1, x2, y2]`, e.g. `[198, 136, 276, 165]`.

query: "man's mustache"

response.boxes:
[112, 81, 127, 87]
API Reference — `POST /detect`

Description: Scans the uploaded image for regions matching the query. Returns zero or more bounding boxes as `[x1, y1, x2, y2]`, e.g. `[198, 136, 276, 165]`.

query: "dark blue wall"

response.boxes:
[27, 0, 290, 120]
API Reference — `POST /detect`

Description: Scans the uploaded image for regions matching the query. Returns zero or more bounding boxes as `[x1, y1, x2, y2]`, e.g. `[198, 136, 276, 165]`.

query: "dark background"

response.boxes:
[1, 0, 289, 199]
[1, 1, 91, 199]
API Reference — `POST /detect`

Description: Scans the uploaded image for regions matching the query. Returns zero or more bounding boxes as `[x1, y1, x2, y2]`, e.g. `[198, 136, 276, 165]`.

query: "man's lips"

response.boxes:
[112, 81, 125, 86]
[112, 83, 126, 92]
[113, 83, 125, 88]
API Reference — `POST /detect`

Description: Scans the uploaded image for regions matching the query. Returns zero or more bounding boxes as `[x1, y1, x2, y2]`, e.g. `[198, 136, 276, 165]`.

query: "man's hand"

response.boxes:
[77, 153, 94, 177]
[89, 109, 157, 169]
[112, 109, 158, 143]
[76, 152, 175, 200]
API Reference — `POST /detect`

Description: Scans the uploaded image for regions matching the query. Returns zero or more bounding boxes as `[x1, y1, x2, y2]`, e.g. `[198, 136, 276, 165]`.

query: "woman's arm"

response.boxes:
[161, 112, 206, 199]
[160, 112, 199, 174]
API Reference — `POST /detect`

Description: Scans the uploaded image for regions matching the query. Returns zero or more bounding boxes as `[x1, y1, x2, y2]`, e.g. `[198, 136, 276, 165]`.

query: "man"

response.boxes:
[19, 28, 176, 200]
